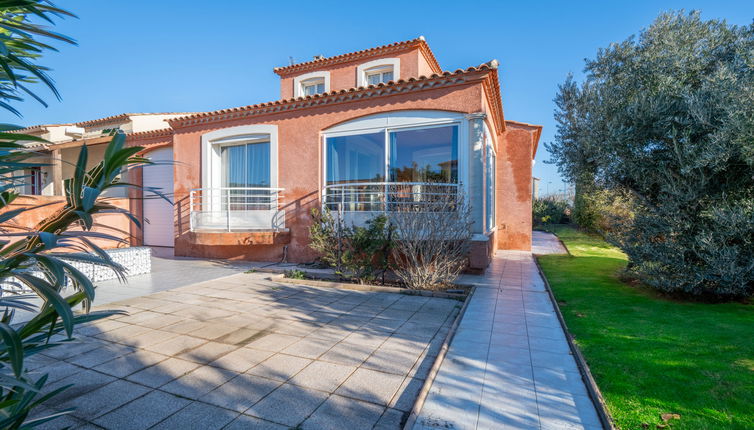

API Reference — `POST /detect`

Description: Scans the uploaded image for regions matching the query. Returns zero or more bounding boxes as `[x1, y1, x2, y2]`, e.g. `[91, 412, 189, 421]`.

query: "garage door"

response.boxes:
[142, 147, 174, 248]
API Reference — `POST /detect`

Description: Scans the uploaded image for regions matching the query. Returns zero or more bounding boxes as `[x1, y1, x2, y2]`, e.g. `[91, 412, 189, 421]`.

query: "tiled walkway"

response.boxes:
[414, 233, 602, 429]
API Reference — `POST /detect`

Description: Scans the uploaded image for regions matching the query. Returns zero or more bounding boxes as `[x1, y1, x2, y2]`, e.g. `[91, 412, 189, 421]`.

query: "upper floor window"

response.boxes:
[301, 77, 325, 96]
[365, 65, 394, 85]
[293, 71, 330, 98]
[357, 58, 400, 87]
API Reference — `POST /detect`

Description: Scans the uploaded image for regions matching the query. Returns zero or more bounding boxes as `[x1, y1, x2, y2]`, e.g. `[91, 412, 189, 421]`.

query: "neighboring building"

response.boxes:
[17, 37, 542, 270]
[533, 177, 540, 199]
[11, 113, 192, 197]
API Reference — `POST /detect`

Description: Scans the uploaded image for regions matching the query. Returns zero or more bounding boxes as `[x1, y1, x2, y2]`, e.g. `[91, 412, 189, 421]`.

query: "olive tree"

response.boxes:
[546, 11, 754, 297]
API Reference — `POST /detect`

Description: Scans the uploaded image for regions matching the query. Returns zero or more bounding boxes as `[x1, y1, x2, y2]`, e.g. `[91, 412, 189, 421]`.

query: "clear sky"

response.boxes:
[7, 0, 754, 193]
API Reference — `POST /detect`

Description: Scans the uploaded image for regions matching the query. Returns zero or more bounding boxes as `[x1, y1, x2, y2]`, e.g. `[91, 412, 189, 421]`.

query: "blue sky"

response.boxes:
[7, 0, 754, 192]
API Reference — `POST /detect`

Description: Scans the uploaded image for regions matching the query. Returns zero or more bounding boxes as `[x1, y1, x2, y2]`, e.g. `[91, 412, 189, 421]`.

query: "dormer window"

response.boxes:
[301, 78, 325, 96]
[292, 71, 330, 98]
[365, 66, 394, 85]
[356, 58, 401, 87]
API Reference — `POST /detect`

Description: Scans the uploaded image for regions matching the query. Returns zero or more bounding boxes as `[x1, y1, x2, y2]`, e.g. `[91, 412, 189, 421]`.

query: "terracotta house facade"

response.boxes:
[18, 38, 541, 270]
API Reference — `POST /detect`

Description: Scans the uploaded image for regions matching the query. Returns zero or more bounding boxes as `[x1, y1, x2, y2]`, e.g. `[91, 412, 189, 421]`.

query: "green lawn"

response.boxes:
[537, 226, 754, 430]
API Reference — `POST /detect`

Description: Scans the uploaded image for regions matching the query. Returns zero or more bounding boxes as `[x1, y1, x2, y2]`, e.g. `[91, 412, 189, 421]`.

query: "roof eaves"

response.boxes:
[169, 64, 495, 128]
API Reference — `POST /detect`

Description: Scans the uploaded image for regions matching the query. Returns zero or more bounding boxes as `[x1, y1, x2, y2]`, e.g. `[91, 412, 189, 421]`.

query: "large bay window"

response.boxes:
[324, 119, 460, 213]
[326, 124, 458, 187]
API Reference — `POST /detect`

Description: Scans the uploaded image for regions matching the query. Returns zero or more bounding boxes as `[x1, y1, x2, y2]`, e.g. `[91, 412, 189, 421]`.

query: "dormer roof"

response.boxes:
[273, 37, 442, 77]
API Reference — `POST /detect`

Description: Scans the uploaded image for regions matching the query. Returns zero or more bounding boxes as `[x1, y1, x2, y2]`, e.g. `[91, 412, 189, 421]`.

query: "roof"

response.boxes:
[169, 61, 505, 130]
[273, 37, 442, 76]
[8, 123, 72, 134]
[75, 112, 196, 127]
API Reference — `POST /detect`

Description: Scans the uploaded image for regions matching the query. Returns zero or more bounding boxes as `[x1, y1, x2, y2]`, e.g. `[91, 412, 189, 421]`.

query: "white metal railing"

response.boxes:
[189, 187, 285, 232]
[322, 182, 460, 214]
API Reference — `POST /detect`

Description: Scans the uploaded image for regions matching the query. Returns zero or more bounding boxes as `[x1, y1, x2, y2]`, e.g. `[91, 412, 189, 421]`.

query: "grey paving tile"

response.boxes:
[126, 357, 200, 388]
[40, 369, 117, 404]
[160, 366, 237, 399]
[246, 353, 311, 382]
[208, 347, 273, 373]
[246, 383, 328, 427]
[390, 377, 425, 412]
[244, 332, 302, 352]
[282, 337, 339, 359]
[288, 361, 356, 393]
[319, 341, 376, 366]
[363, 346, 422, 376]
[142, 334, 206, 356]
[203, 374, 281, 412]
[63, 379, 150, 420]
[375, 408, 406, 430]
[223, 414, 287, 430]
[151, 401, 239, 430]
[301, 394, 384, 430]
[335, 368, 404, 406]
[93, 390, 190, 429]
[65, 342, 137, 368]
[93, 350, 168, 378]
[176, 341, 238, 364]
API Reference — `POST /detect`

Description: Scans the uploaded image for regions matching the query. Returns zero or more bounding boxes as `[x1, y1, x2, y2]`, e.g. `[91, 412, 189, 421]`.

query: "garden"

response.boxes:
[538, 10, 754, 429]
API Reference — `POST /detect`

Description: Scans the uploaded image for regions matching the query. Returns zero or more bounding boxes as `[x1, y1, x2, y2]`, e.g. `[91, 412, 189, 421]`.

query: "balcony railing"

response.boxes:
[322, 182, 459, 225]
[189, 187, 285, 232]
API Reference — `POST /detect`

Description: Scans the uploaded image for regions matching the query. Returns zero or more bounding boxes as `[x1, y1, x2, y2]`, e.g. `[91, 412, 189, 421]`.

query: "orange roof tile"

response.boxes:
[169, 62, 503, 130]
[273, 37, 442, 76]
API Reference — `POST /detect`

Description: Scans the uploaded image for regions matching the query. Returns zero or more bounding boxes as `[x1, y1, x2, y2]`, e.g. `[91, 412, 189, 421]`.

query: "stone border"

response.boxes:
[269, 274, 468, 300]
[534, 256, 615, 430]
[402, 285, 475, 429]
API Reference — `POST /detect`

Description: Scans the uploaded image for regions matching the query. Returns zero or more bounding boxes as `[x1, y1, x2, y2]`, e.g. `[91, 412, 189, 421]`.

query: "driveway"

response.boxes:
[29, 271, 460, 429]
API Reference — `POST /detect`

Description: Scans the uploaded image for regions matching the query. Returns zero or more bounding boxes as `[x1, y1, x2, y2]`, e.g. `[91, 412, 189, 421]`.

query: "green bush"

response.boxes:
[573, 186, 634, 234]
[308, 208, 394, 284]
[533, 195, 571, 226]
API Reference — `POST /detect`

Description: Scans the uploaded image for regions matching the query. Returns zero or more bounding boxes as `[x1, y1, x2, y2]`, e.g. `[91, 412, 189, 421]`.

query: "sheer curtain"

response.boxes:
[221, 141, 271, 210]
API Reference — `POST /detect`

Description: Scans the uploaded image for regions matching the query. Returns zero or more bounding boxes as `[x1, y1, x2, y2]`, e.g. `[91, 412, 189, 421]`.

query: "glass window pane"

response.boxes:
[366, 73, 380, 85]
[389, 125, 458, 183]
[222, 144, 246, 188]
[316, 83, 325, 93]
[326, 132, 385, 185]
[246, 142, 270, 187]
[382, 71, 394, 82]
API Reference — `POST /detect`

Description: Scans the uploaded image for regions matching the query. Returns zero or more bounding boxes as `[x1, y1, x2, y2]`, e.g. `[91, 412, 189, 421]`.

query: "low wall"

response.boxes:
[1, 246, 152, 295]
[0, 195, 134, 249]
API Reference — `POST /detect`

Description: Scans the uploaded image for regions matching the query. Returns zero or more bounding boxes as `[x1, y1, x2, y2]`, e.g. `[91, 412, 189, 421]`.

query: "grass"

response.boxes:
[537, 225, 754, 430]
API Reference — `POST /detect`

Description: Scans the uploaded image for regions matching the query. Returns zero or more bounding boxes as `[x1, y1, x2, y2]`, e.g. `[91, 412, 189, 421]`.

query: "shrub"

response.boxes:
[573, 186, 634, 234]
[546, 11, 754, 297]
[308, 208, 394, 284]
[285, 269, 306, 279]
[533, 195, 571, 226]
[389, 186, 472, 290]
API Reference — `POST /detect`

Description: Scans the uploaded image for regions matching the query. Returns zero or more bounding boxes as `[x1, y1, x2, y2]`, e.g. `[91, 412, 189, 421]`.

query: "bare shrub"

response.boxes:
[389, 184, 472, 290]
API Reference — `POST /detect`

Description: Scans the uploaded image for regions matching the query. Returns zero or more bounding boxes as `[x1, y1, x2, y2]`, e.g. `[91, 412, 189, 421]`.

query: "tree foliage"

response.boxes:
[0, 0, 76, 116]
[546, 11, 754, 297]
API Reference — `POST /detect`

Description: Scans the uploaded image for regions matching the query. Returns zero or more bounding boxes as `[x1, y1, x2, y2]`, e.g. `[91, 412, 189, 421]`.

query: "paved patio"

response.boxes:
[414, 233, 602, 429]
[29, 271, 460, 429]
[16, 255, 258, 323]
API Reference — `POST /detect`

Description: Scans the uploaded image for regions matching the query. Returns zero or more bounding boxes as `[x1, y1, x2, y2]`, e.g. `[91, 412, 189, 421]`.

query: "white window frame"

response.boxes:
[293, 71, 330, 98]
[321, 111, 469, 197]
[484, 123, 496, 234]
[201, 125, 279, 197]
[356, 58, 400, 87]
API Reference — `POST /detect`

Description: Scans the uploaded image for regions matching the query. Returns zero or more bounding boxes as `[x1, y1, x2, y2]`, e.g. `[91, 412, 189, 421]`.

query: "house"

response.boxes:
[17, 37, 542, 270]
